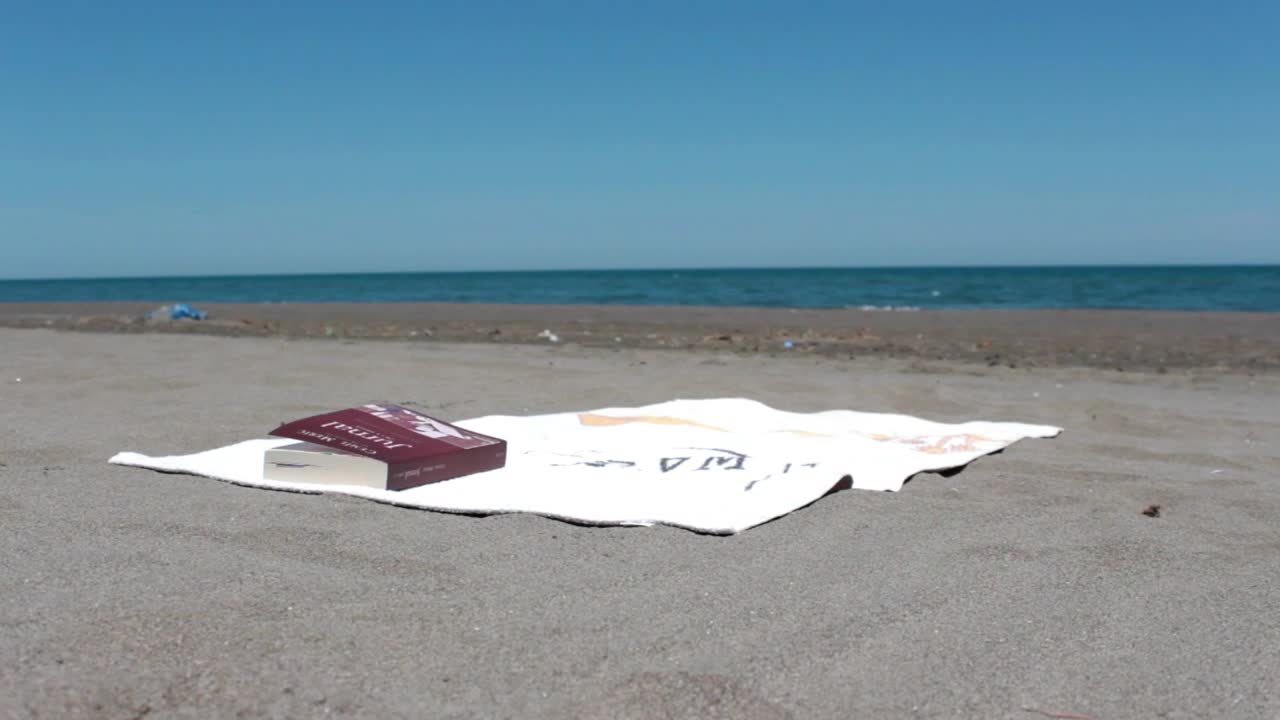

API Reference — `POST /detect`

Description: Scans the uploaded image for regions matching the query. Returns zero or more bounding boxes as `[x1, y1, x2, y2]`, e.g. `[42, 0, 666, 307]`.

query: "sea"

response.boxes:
[2, 266, 1278, 312]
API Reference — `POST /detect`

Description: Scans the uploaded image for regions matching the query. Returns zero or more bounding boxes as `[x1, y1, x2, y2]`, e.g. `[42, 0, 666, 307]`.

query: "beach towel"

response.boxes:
[110, 398, 1060, 534]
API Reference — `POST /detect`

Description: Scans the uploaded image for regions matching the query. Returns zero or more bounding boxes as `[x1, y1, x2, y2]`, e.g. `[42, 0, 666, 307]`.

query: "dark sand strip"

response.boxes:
[2, 302, 1278, 371]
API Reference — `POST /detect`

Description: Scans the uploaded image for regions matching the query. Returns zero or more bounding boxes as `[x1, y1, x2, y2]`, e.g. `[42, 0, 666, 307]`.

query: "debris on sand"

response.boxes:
[145, 304, 208, 321]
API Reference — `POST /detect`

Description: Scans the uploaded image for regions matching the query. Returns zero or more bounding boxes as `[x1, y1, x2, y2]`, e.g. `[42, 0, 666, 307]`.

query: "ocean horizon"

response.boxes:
[2, 265, 1278, 312]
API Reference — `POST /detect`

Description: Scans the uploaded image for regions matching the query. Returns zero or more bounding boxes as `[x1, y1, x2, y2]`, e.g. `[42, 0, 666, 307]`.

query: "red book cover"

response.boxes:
[269, 404, 506, 490]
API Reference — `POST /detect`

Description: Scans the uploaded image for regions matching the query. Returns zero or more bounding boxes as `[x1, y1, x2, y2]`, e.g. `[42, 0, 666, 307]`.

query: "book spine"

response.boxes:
[386, 442, 508, 491]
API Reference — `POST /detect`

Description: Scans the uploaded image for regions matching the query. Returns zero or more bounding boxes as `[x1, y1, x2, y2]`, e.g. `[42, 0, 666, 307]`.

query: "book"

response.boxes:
[264, 404, 506, 491]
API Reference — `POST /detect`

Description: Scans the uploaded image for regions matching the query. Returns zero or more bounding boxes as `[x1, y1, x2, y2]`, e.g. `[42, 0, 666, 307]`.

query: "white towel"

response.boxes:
[110, 398, 1060, 534]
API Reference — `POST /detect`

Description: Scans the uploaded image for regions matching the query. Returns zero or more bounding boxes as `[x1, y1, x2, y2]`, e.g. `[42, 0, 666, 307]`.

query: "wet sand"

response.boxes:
[2, 321, 1279, 718]
[2, 301, 1278, 371]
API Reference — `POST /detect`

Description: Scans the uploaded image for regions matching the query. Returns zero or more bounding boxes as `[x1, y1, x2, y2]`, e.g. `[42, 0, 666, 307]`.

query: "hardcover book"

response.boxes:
[264, 404, 506, 490]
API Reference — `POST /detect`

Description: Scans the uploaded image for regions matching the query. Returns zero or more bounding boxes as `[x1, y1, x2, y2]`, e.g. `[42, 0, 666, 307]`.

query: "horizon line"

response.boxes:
[4, 262, 1279, 283]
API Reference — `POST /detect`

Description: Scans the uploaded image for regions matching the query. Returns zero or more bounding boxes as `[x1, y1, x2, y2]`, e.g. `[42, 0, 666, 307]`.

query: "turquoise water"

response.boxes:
[2, 266, 1278, 311]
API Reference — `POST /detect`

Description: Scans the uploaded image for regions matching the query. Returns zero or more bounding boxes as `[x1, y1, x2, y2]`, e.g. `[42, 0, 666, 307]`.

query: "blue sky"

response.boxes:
[2, 1, 1277, 278]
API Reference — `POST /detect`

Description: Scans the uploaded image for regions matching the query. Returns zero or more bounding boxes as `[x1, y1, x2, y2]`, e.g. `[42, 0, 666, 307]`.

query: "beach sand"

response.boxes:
[3, 301, 1279, 371]
[2, 315, 1279, 718]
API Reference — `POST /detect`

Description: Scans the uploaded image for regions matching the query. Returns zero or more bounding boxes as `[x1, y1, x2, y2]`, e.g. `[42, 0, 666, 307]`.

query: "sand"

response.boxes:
[3, 302, 1280, 371]
[2, 321, 1279, 718]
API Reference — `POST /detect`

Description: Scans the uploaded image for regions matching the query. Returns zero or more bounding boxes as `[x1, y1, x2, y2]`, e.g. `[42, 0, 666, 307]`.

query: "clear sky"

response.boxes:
[3, 2, 1277, 278]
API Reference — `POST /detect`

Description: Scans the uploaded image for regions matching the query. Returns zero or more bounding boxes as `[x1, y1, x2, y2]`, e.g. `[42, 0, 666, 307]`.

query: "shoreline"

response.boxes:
[3, 301, 1278, 372]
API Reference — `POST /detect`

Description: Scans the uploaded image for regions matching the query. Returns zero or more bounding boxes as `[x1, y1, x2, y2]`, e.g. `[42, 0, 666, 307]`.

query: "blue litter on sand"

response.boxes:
[147, 304, 208, 320]
[783, 340, 794, 349]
